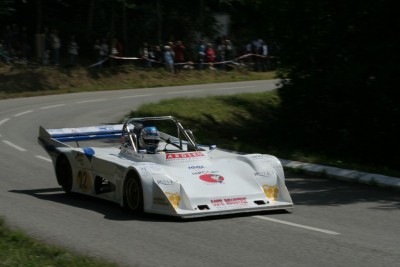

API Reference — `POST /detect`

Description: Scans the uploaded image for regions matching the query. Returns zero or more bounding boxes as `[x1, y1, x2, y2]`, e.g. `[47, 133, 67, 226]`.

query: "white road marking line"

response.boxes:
[216, 86, 256, 90]
[2, 140, 27, 151]
[35, 155, 52, 162]
[253, 216, 340, 235]
[14, 110, 33, 117]
[119, 94, 154, 99]
[167, 90, 203, 94]
[75, 99, 107, 104]
[0, 118, 10, 126]
[40, 104, 65, 109]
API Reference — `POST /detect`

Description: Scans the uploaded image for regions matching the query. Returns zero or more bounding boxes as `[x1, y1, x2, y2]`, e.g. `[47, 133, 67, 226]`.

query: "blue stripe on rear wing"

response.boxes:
[47, 124, 124, 142]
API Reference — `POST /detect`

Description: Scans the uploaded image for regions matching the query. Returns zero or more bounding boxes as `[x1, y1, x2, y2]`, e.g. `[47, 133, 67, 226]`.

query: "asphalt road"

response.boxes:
[1, 80, 399, 267]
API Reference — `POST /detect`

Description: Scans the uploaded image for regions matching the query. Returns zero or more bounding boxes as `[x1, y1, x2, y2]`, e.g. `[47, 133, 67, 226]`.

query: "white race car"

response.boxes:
[38, 116, 293, 218]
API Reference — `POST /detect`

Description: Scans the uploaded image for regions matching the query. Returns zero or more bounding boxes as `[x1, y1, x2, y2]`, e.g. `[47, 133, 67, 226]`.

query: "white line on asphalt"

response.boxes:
[253, 216, 340, 235]
[35, 155, 52, 162]
[2, 140, 27, 151]
[119, 94, 154, 99]
[216, 86, 256, 90]
[0, 118, 10, 126]
[75, 99, 107, 104]
[167, 90, 203, 94]
[14, 110, 33, 117]
[40, 104, 65, 109]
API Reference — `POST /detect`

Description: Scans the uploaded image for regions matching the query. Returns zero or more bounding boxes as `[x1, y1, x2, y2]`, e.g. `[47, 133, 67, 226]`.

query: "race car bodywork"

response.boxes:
[38, 116, 293, 218]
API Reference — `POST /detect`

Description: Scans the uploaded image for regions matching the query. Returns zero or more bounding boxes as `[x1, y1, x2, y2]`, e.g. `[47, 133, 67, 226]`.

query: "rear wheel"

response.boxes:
[124, 172, 144, 212]
[56, 155, 73, 193]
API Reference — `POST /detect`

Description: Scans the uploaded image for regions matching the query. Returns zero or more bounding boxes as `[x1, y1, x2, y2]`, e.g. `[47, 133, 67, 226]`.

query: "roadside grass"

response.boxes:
[0, 217, 117, 267]
[0, 63, 275, 99]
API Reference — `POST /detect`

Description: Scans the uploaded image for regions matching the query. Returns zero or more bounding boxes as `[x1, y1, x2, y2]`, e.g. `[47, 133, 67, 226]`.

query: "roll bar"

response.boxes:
[121, 116, 198, 153]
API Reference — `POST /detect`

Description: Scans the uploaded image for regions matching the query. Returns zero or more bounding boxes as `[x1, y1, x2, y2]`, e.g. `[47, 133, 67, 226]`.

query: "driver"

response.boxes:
[138, 126, 160, 153]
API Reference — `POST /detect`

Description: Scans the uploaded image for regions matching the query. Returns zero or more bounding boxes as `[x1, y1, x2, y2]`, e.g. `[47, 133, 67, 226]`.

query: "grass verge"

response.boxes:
[0, 63, 275, 99]
[0, 217, 117, 267]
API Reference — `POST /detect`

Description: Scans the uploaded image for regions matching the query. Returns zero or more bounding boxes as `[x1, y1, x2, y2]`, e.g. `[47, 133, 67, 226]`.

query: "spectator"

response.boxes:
[0, 39, 10, 64]
[173, 40, 185, 73]
[68, 35, 79, 66]
[20, 26, 32, 61]
[140, 42, 151, 68]
[163, 45, 174, 73]
[50, 29, 61, 65]
[93, 38, 108, 68]
[110, 38, 122, 66]
[260, 40, 268, 71]
[153, 45, 163, 67]
[195, 39, 206, 70]
[93, 39, 102, 66]
[205, 43, 216, 69]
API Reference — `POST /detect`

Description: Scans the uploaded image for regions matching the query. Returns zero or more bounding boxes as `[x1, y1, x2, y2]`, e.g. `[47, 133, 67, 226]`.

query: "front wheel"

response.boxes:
[123, 173, 144, 212]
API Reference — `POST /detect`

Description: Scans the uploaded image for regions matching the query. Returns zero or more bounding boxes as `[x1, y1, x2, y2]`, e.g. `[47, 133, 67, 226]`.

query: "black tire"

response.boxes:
[56, 154, 73, 193]
[123, 172, 144, 212]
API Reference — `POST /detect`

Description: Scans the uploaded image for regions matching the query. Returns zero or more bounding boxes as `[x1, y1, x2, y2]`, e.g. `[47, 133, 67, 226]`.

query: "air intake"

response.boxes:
[254, 200, 268, 205]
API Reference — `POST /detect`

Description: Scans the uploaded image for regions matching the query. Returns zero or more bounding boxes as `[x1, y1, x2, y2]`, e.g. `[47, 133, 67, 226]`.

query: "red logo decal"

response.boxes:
[199, 174, 224, 183]
[166, 152, 204, 160]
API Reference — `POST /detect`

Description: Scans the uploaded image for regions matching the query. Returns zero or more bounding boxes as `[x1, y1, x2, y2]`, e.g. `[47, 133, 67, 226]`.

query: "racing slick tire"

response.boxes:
[123, 172, 144, 212]
[55, 154, 73, 193]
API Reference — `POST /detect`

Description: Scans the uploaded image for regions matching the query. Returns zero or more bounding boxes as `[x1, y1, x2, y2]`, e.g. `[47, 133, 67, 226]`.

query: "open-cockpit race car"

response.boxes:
[38, 116, 293, 218]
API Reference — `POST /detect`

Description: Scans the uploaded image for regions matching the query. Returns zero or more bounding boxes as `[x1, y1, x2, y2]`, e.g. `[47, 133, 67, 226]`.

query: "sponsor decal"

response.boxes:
[254, 170, 274, 178]
[166, 152, 204, 160]
[165, 192, 181, 209]
[211, 197, 248, 207]
[199, 174, 224, 184]
[263, 185, 279, 202]
[153, 197, 169, 206]
[76, 170, 92, 192]
[188, 165, 205, 170]
[155, 179, 176, 186]
[249, 154, 265, 160]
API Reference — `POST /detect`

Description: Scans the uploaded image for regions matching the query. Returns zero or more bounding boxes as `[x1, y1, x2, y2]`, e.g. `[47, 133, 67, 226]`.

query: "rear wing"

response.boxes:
[39, 124, 125, 143]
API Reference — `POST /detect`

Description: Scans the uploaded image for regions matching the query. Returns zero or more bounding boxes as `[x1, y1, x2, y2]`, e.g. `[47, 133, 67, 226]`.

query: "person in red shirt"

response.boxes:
[206, 43, 216, 69]
[173, 40, 185, 73]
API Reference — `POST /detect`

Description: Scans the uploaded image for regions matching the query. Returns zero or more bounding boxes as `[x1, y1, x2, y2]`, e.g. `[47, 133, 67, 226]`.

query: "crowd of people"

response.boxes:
[1, 24, 274, 72]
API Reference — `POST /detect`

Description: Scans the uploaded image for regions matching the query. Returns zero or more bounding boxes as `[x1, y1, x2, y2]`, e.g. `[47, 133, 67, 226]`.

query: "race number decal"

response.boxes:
[76, 170, 92, 192]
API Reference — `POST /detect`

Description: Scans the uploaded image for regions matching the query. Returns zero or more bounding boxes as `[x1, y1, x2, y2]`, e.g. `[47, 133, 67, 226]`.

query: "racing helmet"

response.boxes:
[138, 126, 160, 153]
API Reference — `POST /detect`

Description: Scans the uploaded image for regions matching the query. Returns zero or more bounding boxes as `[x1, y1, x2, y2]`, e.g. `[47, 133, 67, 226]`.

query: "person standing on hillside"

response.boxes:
[163, 45, 174, 73]
[205, 43, 216, 69]
[50, 29, 61, 66]
[173, 40, 185, 73]
[68, 35, 79, 66]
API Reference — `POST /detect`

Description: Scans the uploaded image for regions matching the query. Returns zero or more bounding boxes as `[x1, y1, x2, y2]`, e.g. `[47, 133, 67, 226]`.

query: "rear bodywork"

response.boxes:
[38, 116, 293, 218]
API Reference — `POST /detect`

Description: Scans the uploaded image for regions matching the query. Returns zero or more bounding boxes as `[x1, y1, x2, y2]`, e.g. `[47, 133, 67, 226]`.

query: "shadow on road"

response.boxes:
[286, 173, 400, 210]
[10, 174, 399, 223]
[9, 187, 289, 222]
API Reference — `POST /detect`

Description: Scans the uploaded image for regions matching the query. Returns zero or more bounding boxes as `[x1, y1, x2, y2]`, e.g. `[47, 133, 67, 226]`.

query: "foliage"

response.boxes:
[267, 0, 400, 170]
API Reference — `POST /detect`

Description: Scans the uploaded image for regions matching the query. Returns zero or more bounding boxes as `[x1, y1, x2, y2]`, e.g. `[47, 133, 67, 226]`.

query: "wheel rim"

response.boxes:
[126, 178, 140, 210]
